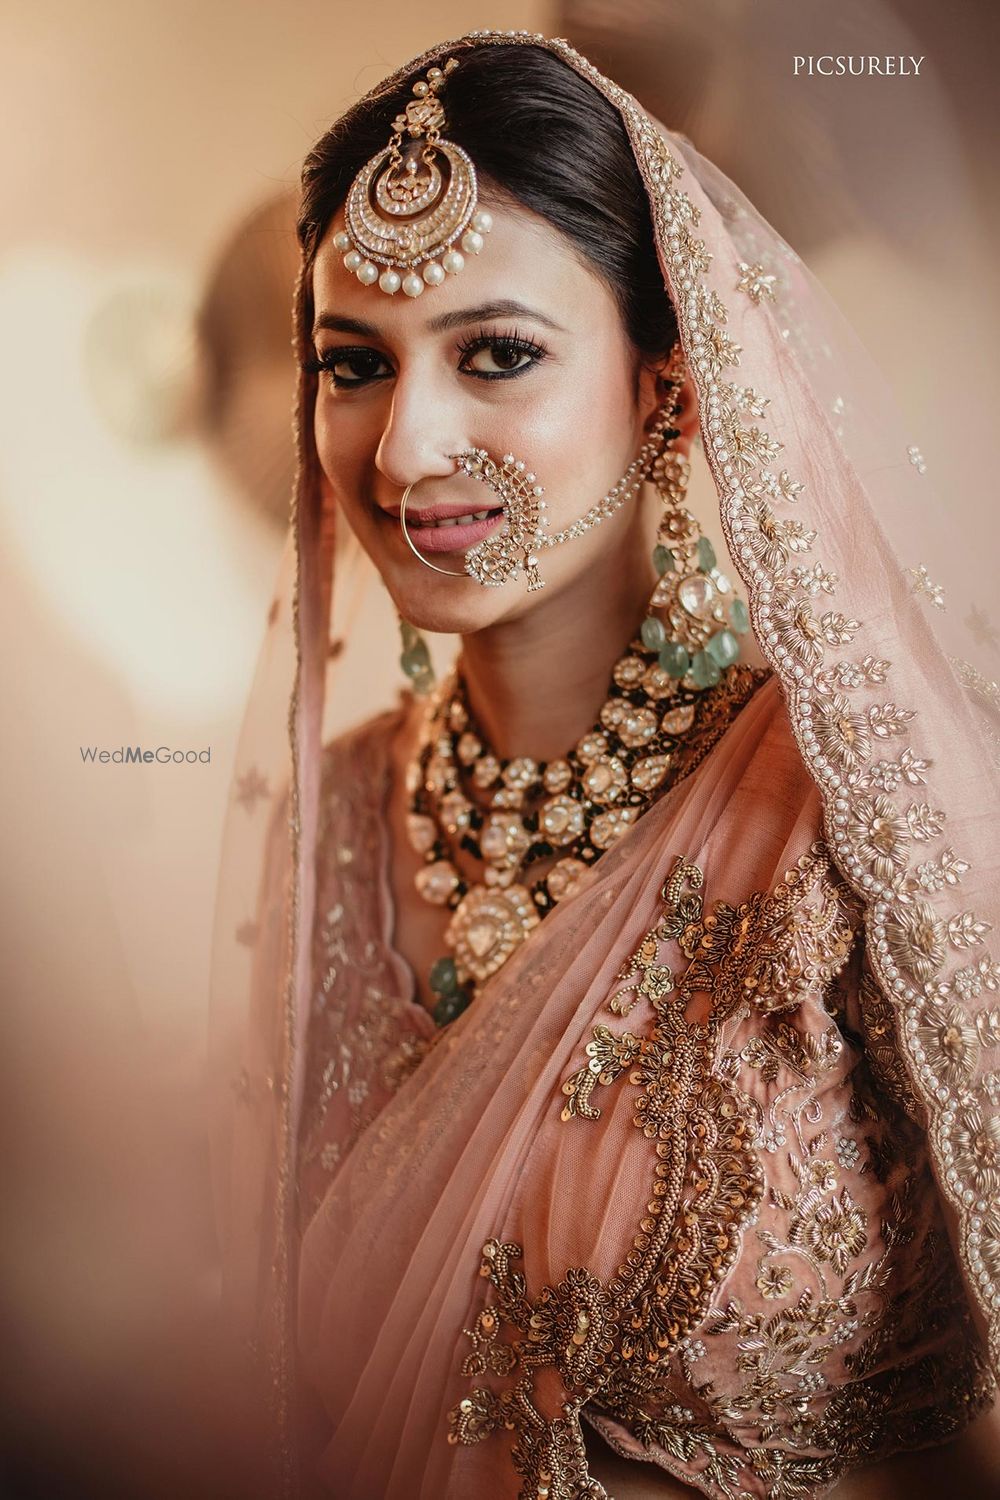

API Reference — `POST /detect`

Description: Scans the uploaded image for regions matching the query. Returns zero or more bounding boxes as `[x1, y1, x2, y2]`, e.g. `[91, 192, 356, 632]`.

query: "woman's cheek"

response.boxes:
[316, 410, 371, 509]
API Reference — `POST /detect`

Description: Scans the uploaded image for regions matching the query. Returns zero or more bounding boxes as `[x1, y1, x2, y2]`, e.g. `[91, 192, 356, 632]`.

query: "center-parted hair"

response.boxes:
[298, 44, 678, 361]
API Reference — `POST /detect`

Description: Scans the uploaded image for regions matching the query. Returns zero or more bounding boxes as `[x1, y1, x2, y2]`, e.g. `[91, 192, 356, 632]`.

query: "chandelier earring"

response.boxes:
[398, 613, 436, 696]
[639, 347, 752, 690]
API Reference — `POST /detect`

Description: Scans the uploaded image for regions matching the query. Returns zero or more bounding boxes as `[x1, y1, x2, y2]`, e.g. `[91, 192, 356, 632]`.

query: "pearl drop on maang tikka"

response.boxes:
[335, 58, 493, 296]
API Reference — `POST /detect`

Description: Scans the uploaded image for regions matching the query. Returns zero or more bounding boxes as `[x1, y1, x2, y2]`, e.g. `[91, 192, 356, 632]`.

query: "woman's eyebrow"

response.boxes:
[427, 299, 566, 333]
[312, 313, 380, 338]
[311, 300, 567, 341]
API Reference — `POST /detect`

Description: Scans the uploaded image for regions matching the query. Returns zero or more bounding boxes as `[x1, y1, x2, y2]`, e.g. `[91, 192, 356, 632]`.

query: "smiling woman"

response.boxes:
[209, 31, 1000, 1500]
[306, 199, 689, 642]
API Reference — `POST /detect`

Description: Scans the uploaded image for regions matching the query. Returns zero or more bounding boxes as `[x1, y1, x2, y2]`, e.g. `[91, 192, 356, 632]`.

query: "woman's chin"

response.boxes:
[391, 586, 508, 638]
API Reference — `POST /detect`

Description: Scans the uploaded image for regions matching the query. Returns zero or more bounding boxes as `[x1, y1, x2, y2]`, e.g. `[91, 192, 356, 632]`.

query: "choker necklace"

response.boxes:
[405, 642, 768, 1025]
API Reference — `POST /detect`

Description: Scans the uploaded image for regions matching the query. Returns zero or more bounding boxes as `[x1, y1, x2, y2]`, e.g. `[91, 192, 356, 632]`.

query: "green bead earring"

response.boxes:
[398, 617, 436, 696]
[641, 405, 750, 692]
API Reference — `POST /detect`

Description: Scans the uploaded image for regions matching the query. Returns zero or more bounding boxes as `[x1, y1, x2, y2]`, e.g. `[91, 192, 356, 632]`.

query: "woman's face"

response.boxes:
[309, 197, 672, 635]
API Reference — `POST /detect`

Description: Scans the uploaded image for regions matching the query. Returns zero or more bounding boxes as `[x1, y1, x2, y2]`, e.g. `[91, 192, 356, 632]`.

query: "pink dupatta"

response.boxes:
[209, 30, 1000, 1500]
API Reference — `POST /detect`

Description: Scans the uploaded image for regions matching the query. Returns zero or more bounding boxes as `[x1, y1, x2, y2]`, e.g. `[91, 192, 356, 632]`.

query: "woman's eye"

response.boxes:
[312, 348, 390, 388]
[458, 338, 544, 379]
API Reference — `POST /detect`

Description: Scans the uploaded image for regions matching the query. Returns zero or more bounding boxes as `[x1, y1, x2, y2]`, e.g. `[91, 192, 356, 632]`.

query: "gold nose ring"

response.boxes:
[398, 474, 470, 578]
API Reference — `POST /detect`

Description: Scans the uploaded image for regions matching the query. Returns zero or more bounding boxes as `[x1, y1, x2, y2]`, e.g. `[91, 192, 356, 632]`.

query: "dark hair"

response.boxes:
[298, 44, 677, 361]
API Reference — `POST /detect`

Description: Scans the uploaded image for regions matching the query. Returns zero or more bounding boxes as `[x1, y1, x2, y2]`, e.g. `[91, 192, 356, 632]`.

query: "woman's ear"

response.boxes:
[638, 354, 700, 459]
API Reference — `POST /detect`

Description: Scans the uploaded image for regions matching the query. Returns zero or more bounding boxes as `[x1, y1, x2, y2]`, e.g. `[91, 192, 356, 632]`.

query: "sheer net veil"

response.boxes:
[206, 29, 1000, 1492]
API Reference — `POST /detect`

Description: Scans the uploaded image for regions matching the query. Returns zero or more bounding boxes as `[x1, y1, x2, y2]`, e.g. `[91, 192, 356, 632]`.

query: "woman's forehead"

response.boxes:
[310, 199, 620, 341]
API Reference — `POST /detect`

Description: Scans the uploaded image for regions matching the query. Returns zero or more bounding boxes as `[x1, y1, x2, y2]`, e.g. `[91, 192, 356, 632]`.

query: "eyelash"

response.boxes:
[456, 326, 548, 380]
[302, 347, 388, 389]
[302, 326, 548, 390]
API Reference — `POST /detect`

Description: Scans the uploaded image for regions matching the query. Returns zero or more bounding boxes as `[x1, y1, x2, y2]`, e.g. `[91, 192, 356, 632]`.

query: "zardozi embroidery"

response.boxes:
[447, 846, 992, 1498]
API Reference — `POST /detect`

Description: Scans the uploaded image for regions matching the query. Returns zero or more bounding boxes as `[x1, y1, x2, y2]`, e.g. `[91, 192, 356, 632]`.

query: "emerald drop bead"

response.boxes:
[401, 641, 431, 679]
[706, 628, 740, 668]
[429, 955, 460, 996]
[696, 536, 717, 573]
[691, 649, 722, 689]
[641, 615, 667, 651]
[730, 597, 750, 634]
[659, 640, 690, 679]
[432, 989, 471, 1027]
[652, 544, 675, 576]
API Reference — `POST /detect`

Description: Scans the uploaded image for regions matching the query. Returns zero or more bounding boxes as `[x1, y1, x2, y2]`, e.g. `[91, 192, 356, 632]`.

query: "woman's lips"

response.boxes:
[384, 504, 506, 555]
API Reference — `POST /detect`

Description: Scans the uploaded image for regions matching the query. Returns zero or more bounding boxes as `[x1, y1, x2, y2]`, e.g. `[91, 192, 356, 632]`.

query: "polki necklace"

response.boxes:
[405, 641, 766, 1025]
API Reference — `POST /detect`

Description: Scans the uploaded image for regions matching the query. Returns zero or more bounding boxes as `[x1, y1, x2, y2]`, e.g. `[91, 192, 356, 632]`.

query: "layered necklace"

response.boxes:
[407, 653, 764, 1025]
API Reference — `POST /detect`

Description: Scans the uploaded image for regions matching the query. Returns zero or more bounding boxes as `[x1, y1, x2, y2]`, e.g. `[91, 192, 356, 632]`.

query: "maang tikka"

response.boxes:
[332, 56, 493, 298]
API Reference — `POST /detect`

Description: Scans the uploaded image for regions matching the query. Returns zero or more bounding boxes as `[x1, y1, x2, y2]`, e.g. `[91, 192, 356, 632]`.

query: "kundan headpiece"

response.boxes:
[331, 56, 492, 297]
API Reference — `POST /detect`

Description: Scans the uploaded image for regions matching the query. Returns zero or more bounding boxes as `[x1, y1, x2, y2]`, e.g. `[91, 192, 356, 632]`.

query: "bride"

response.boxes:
[209, 31, 1000, 1500]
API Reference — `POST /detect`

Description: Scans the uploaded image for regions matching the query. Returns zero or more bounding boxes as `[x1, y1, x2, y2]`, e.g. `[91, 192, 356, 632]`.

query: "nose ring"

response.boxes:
[399, 475, 469, 578]
[398, 448, 548, 591]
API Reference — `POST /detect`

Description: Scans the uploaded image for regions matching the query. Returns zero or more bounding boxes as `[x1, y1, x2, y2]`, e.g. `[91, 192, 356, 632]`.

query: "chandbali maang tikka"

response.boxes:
[331, 56, 493, 298]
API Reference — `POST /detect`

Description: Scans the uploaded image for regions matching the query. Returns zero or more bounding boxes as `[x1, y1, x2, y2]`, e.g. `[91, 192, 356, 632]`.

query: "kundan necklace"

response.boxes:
[405, 603, 766, 1025]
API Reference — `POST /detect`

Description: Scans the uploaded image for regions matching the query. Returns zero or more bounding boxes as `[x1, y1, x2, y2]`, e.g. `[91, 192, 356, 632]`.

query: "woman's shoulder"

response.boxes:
[321, 695, 410, 775]
[318, 693, 421, 818]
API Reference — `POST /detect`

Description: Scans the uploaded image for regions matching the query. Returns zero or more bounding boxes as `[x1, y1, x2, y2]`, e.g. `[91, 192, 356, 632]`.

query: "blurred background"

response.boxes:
[1, 1, 997, 1494]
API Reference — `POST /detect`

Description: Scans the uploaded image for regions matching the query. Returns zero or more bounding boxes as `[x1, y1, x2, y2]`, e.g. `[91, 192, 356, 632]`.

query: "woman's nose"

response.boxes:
[374, 369, 461, 490]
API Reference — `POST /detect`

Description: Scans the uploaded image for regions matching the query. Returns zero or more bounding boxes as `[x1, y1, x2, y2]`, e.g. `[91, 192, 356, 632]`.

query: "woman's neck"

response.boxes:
[459, 509, 655, 762]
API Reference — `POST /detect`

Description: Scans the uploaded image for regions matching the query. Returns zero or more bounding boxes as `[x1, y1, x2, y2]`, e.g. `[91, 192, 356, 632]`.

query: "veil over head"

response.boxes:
[208, 29, 1000, 1498]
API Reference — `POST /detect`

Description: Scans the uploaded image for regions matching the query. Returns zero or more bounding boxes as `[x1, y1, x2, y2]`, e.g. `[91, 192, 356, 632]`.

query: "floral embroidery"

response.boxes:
[755, 1263, 793, 1300]
[908, 563, 947, 610]
[234, 765, 270, 812]
[449, 854, 768, 1494]
[459, 1306, 518, 1378]
[297, 719, 434, 1229]
[846, 795, 910, 884]
[447, 845, 992, 1496]
[797, 1185, 868, 1275]
[560, 1024, 642, 1123]
[736, 261, 777, 304]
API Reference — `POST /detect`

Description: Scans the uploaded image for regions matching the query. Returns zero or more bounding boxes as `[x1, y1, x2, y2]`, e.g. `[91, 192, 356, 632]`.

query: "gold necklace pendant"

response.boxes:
[447, 884, 540, 986]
